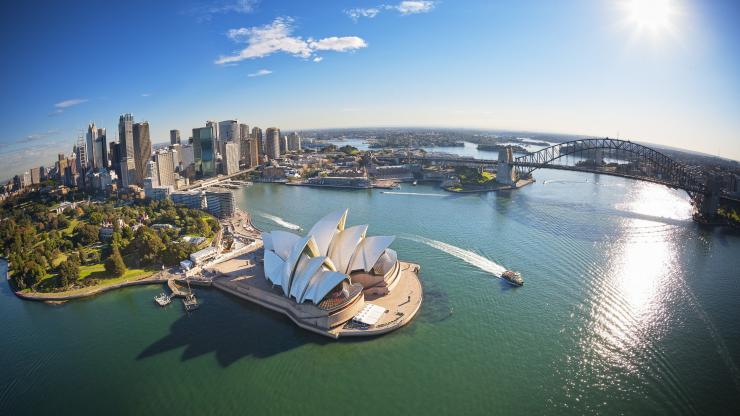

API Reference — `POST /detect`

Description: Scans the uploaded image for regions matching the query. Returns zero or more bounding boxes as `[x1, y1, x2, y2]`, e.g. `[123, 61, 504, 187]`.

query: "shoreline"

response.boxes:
[11, 271, 166, 303]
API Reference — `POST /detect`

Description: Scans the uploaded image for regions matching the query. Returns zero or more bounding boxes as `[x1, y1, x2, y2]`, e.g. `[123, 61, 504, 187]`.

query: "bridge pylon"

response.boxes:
[496, 146, 518, 186]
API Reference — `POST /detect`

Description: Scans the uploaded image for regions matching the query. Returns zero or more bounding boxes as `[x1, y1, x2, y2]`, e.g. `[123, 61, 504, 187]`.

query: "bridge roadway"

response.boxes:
[180, 167, 258, 191]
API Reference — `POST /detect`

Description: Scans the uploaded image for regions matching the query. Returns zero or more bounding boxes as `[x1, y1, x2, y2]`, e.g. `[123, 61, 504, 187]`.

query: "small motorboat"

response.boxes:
[154, 293, 171, 306]
[501, 270, 524, 286]
[412, 180, 418, 186]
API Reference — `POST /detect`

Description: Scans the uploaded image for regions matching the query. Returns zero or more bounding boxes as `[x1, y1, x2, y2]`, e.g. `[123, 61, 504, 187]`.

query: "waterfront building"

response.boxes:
[223, 142, 240, 175]
[193, 124, 217, 177]
[205, 188, 236, 218]
[171, 190, 205, 209]
[190, 246, 218, 265]
[265, 127, 281, 160]
[170, 129, 180, 145]
[288, 132, 301, 152]
[133, 121, 152, 185]
[234, 209, 421, 337]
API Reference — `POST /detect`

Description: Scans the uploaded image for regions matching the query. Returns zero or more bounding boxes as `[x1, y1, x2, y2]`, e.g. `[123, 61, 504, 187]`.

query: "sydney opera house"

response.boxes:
[213, 209, 423, 338]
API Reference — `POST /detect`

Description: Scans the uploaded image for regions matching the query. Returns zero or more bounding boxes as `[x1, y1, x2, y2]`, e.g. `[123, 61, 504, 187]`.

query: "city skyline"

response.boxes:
[2, 0, 740, 181]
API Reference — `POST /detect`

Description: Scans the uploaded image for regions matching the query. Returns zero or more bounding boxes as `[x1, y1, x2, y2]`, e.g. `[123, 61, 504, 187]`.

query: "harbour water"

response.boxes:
[2, 168, 740, 415]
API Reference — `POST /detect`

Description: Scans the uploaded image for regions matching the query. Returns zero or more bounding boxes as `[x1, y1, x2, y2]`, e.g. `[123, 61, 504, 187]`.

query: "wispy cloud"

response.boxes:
[188, 0, 259, 22]
[313, 56, 323, 63]
[345, 7, 381, 22]
[215, 17, 367, 64]
[54, 98, 88, 109]
[345, 1, 436, 21]
[23, 129, 61, 143]
[49, 98, 88, 116]
[0, 131, 70, 181]
[248, 69, 272, 77]
[394, 1, 436, 14]
[141, 93, 152, 97]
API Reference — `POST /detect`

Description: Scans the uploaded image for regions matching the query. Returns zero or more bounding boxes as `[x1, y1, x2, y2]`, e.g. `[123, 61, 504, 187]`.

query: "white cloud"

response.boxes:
[216, 17, 367, 64]
[188, 0, 258, 22]
[393, 1, 435, 14]
[345, 7, 381, 22]
[313, 56, 323, 63]
[248, 69, 273, 77]
[309, 37, 367, 52]
[141, 93, 152, 97]
[54, 98, 88, 109]
[345, 2, 436, 21]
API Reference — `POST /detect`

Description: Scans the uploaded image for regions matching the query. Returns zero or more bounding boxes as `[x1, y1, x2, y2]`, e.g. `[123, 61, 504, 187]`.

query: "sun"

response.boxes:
[622, 0, 676, 33]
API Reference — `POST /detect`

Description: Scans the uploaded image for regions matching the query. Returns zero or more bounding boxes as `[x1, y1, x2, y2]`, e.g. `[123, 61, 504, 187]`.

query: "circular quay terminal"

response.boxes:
[3, 0, 740, 415]
[212, 209, 423, 338]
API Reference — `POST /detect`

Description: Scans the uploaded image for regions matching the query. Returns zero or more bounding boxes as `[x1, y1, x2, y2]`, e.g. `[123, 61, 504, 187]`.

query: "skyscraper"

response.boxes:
[118, 114, 136, 187]
[224, 142, 240, 175]
[239, 123, 250, 164]
[247, 137, 259, 168]
[95, 127, 107, 171]
[154, 149, 176, 188]
[109, 141, 120, 179]
[252, 126, 263, 155]
[86, 123, 97, 171]
[170, 129, 181, 145]
[265, 127, 281, 160]
[193, 124, 217, 177]
[133, 121, 152, 185]
[280, 134, 287, 154]
[288, 132, 302, 152]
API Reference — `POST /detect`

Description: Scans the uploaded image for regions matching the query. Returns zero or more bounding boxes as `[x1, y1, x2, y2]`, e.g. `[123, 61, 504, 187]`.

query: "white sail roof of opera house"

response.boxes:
[261, 209, 397, 304]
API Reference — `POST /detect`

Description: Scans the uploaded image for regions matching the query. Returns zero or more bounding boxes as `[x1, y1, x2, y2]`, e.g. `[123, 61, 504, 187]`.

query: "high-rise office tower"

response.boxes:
[288, 132, 302, 152]
[224, 142, 240, 175]
[193, 124, 217, 177]
[86, 123, 98, 171]
[239, 123, 250, 163]
[170, 129, 181, 145]
[118, 114, 136, 187]
[265, 127, 280, 160]
[109, 141, 120, 179]
[154, 149, 176, 188]
[251, 126, 263, 155]
[133, 122, 152, 185]
[247, 137, 259, 168]
[280, 134, 287, 154]
[95, 127, 107, 171]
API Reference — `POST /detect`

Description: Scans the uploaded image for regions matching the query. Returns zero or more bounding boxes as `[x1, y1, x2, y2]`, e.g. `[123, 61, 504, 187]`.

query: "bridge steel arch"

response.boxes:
[513, 138, 707, 196]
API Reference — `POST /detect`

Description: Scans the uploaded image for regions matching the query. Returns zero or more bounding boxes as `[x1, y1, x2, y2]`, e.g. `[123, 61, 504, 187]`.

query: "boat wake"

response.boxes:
[542, 179, 589, 185]
[401, 234, 507, 277]
[256, 212, 301, 231]
[382, 192, 446, 197]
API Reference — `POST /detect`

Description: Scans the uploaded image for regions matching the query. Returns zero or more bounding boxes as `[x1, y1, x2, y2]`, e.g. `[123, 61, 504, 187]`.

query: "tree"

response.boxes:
[104, 245, 126, 277]
[58, 254, 80, 287]
[133, 227, 165, 265]
[76, 223, 100, 245]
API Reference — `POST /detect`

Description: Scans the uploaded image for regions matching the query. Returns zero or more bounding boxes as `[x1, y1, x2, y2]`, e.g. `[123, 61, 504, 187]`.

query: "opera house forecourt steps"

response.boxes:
[211, 209, 423, 338]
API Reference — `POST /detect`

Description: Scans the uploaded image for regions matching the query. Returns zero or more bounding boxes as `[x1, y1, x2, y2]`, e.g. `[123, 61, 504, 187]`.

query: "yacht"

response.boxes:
[154, 293, 171, 306]
[501, 270, 524, 286]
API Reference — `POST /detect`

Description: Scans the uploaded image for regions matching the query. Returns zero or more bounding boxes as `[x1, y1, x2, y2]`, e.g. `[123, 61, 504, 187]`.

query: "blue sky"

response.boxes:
[1, 0, 739, 180]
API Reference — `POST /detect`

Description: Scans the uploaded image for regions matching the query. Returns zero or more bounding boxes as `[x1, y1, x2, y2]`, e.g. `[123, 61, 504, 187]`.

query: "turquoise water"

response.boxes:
[2, 169, 740, 415]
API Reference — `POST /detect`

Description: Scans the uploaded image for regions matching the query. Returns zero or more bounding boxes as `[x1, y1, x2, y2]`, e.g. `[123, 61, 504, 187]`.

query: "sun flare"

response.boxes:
[622, 0, 677, 34]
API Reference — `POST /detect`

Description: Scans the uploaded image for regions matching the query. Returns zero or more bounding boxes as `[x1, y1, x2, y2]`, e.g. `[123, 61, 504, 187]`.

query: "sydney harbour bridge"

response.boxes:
[380, 138, 735, 219]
